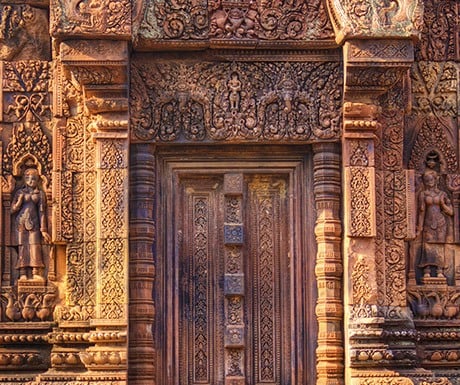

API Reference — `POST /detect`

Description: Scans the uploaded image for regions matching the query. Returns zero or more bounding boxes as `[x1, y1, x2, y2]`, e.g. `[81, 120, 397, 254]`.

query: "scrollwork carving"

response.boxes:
[51, 0, 131, 37]
[416, 0, 458, 61]
[137, 0, 334, 43]
[131, 59, 342, 143]
[328, 0, 423, 41]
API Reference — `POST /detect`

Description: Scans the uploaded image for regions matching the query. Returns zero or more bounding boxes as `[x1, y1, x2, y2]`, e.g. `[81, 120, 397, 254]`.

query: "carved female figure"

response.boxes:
[417, 168, 454, 278]
[11, 168, 50, 281]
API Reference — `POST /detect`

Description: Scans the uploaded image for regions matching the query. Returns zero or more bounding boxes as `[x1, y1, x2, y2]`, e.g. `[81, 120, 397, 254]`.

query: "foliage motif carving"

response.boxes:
[2, 61, 52, 183]
[360, 377, 414, 385]
[327, 0, 423, 40]
[411, 62, 457, 118]
[100, 238, 126, 319]
[3, 61, 50, 93]
[3, 123, 52, 183]
[384, 171, 407, 240]
[408, 116, 457, 173]
[351, 254, 372, 306]
[101, 170, 126, 239]
[415, 0, 458, 61]
[53, 69, 98, 321]
[385, 240, 406, 306]
[131, 59, 342, 143]
[192, 197, 209, 381]
[349, 167, 372, 237]
[51, 0, 131, 37]
[137, 0, 334, 42]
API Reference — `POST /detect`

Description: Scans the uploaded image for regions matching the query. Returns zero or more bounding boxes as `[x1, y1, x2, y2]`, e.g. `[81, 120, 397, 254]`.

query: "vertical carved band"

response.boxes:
[129, 143, 156, 384]
[191, 196, 211, 382]
[313, 142, 344, 385]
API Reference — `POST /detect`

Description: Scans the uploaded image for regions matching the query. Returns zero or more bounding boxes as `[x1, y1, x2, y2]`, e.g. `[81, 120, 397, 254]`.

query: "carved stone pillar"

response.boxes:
[54, 40, 129, 382]
[341, 38, 417, 384]
[313, 142, 343, 385]
[325, 1, 422, 382]
[129, 143, 156, 385]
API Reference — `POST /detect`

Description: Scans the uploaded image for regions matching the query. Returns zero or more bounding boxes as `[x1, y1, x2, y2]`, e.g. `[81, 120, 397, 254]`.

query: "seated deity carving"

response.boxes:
[11, 167, 51, 282]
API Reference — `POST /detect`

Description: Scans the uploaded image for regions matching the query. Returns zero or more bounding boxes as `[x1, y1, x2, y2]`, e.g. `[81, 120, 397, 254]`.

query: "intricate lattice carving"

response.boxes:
[131, 58, 342, 143]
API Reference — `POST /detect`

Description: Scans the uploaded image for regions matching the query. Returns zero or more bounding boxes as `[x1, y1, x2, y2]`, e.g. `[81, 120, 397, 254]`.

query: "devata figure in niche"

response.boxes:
[11, 167, 50, 281]
[416, 167, 454, 279]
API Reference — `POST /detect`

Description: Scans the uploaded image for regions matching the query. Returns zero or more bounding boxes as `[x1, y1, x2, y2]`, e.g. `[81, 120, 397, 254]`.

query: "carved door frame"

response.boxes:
[129, 142, 343, 385]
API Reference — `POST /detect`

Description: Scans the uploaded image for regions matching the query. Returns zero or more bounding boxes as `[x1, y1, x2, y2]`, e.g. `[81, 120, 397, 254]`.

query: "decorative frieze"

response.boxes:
[134, 0, 335, 49]
[131, 56, 342, 143]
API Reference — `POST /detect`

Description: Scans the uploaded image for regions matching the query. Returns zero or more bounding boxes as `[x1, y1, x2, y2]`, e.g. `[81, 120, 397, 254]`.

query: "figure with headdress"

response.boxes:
[416, 167, 454, 278]
[11, 167, 50, 281]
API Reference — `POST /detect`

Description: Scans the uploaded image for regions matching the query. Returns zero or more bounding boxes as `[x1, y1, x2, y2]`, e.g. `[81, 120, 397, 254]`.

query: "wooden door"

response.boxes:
[158, 158, 312, 385]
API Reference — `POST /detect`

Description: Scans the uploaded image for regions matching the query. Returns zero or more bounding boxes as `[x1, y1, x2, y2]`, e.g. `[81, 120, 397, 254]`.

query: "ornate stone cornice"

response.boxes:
[344, 39, 414, 100]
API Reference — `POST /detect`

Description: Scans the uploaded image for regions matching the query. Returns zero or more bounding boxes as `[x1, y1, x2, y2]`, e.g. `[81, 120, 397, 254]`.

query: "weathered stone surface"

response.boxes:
[0, 1, 459, 385]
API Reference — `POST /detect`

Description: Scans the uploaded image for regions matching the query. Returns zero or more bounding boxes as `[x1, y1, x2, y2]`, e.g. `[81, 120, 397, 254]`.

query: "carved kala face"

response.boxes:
[24, 170, 39, 188]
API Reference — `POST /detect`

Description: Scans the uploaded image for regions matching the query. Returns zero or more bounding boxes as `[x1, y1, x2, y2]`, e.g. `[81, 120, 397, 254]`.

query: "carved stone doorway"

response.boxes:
[155, 146, 317, 385]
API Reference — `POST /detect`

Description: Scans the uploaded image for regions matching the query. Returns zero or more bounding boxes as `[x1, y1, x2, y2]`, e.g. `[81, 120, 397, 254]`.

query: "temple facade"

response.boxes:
[0, 1, 458, 385]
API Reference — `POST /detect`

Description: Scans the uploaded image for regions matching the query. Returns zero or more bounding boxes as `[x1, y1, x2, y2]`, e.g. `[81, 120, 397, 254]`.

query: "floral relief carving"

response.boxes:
[51, 0, 131, 37]
[131, 59, 342, 143]
[101, 170, 126, 239]
[411, 62, 457, 118]
[415, 0, 458, 61]
[351, 254, 372, 306]
[2, 61, 52, 184]
[327, 0, 423, 40]
[3, 123, 52, 184]
[349, 167, 372, 237]
[100, 238, 126, 319]
[408, 115, 457, 174]
[137, 0, 334, 42]
[3, 61, 51, 93]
